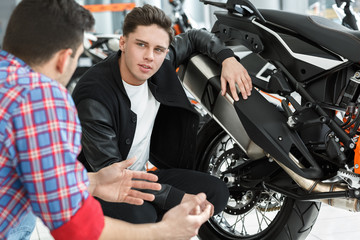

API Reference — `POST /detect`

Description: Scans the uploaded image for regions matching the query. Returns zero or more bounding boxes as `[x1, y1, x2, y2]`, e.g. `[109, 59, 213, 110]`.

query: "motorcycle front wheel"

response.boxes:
[196, 119, 321, 240]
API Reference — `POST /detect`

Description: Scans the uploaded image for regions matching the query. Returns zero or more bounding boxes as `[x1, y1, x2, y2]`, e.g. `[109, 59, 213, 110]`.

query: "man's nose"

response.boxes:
[144, 49, 154, 61]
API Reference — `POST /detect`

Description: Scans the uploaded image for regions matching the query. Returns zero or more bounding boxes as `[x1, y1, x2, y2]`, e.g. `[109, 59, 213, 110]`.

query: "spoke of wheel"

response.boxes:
[262, 197, 270, 210]
[255, 207, 264, 232]
[239, 208, 256, 235]
[239, 214, 248, 236]
[256, 206, 273, 226]
[230, 214, 240, 233]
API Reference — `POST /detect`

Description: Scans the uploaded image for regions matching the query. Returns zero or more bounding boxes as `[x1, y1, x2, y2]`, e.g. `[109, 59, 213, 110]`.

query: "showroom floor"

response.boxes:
[30, 203, 360, 240]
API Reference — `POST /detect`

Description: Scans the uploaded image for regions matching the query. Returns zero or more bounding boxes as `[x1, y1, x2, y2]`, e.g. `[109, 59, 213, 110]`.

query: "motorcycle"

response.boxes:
[169, 0, 193, 35]
[177, 0, 360, 239]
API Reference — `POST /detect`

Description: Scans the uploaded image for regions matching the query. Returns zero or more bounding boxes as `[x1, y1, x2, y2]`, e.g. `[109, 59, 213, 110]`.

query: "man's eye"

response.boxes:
[155, 48, 165, 53]
[137, 43, 145, 47]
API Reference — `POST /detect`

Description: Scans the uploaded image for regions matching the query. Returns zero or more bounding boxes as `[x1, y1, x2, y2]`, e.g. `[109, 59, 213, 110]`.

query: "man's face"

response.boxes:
[57, 44, 84, 87]
[119, 24, 170, 85]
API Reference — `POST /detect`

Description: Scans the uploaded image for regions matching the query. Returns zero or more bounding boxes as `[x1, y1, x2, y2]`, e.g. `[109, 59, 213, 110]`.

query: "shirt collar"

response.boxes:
[0, 49, 30, 70]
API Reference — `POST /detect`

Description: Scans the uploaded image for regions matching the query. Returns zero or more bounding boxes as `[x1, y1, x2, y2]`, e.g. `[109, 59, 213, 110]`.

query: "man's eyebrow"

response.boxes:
[135, 39, 148, 44]
[135, 39, 167, 50]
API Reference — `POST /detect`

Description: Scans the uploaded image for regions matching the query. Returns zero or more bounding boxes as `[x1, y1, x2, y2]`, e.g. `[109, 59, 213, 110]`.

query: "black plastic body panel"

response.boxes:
[234, 90, 323, 179]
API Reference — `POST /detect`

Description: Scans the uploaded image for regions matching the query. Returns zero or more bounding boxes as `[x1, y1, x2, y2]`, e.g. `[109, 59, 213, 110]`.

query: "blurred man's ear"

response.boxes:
[119, 35, 126, 52]
[56, 48, 73, 74]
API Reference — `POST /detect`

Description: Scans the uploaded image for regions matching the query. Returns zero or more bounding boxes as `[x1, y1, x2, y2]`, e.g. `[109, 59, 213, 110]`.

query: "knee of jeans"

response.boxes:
[7, 211, 36, 240]
[207, 178, 230, 214]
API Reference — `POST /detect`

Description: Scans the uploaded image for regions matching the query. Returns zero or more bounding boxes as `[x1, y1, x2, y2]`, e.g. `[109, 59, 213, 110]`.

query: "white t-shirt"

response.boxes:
[122, 80, 160, 171]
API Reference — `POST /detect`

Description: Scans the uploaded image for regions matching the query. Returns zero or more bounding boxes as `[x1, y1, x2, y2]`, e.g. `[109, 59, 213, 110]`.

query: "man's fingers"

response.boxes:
[220, 77, 227, 96]
[189, 205, 201, 215]
[236, 81, 248, 100]
[234, 75, 253, 100]
[180, 193, 207, 214]
[229, 81, 240, 101]
[123, 195, 144, 206]
[117, 157, 137, 169]
[209, 203, 214, 217]
[131, 179, 161, 191]
[128, 189, 155, 202]
[132, 171, 158, 182]
[242, 73, 252, 96]
[246, 73, 253, 89]
[196, 204, 212, 223]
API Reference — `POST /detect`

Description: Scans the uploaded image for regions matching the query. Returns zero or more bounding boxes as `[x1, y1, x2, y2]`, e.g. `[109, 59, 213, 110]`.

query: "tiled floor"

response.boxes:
[306, 204, 360, 240]
[30, 203, 360, 239]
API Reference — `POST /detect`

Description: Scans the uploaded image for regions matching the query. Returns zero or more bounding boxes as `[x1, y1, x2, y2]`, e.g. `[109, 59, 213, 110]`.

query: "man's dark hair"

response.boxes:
[123, 4, 174, 45]
[3, 0, 94, 66]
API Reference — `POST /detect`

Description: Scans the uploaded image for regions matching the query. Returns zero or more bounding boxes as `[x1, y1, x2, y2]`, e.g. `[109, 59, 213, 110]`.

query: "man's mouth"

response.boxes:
[139, 64, 151, 69]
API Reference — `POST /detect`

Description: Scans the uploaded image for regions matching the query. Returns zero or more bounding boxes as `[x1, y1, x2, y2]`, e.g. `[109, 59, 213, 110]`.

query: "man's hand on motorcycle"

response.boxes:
[221, 57, 252, 101]
[88, 157, 161, 205]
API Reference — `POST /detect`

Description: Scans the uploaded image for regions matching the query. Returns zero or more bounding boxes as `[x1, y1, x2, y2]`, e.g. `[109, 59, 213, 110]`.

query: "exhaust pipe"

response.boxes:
[274, 154, 360, 212]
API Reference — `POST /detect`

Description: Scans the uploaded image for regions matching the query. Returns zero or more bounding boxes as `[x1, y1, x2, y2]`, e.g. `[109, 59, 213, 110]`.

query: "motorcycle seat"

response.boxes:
[259, 9, 360, 63]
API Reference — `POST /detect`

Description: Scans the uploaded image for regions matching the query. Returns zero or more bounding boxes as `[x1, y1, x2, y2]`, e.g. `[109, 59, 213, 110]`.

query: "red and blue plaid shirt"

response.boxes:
[0, 50, 104, 239]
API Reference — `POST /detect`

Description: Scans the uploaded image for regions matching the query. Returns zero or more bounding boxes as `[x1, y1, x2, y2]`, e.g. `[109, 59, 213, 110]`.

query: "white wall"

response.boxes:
[0, 0, 20, 48]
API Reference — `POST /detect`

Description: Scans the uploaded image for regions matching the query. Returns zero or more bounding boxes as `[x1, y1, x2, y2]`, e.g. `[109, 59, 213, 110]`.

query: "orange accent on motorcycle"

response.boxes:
[260, 90, 284, 102]
[354, 140, 360, 174]
[173, 24, 182, 35]
[83, 3, 135, 13]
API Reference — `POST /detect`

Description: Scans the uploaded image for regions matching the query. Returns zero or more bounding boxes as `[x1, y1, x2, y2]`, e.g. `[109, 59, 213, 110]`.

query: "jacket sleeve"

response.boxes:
[76, 98, 185, 209]
[167, 28, 236, 68]
[76, 99, 121, 172]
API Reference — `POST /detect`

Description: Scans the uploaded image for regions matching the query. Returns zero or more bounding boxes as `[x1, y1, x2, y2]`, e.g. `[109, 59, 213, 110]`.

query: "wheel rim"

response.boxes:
[203, 131, 286, 238]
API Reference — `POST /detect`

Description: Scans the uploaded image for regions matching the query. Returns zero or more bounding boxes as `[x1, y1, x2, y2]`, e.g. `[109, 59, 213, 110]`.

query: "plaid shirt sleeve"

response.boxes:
[12, 80, 94, 229]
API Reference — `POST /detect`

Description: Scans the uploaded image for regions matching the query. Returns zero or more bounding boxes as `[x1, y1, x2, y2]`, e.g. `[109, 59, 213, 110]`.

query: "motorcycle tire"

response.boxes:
[196, 119, 321, 240]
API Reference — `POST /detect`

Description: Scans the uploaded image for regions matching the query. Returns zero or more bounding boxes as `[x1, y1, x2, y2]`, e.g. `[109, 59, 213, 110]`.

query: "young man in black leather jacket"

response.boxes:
[72, 4, 252, 223]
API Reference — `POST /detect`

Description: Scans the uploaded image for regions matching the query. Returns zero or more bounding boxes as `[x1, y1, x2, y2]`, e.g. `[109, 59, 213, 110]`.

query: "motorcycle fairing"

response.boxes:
[179, 54, 266, 160]
[234, 90, 323, 179]
[213, 11, 348, 82]
[180, 53, 323, 179]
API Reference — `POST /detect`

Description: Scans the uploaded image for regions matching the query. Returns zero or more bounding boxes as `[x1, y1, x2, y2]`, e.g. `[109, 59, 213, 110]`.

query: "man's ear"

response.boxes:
[119, 35, 126, 52]
[56, 48, 73, 74]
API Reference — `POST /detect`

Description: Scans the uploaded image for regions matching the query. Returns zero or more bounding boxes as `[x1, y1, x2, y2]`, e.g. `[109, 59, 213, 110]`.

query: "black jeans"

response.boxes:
[97, 168, 229, 223]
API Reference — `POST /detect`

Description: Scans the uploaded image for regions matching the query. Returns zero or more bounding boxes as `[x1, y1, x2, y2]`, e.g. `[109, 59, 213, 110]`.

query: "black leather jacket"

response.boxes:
[72, 29, 236, 210]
